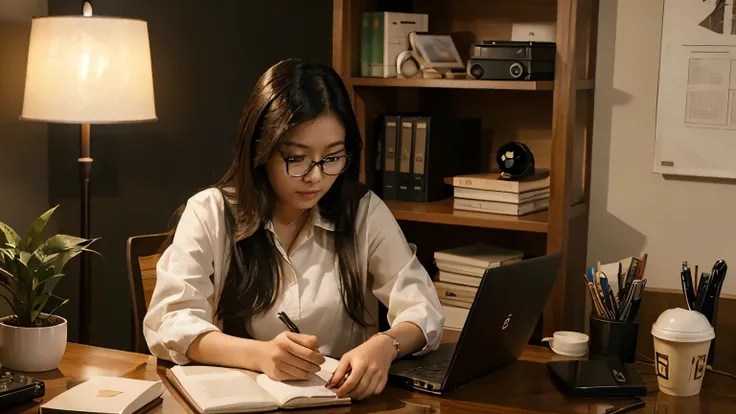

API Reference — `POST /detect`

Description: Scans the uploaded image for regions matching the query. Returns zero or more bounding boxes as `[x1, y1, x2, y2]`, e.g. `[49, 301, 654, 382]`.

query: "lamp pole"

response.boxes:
[78, 1, 94, 346]
[79, 123, 92, 345]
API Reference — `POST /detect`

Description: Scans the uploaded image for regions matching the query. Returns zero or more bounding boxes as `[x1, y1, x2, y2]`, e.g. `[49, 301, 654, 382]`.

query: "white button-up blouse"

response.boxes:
[143, 188, 445, 365]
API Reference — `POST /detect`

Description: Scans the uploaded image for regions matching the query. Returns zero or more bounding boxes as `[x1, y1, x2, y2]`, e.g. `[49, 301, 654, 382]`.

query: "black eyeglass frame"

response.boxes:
[280, 152, 353, 178]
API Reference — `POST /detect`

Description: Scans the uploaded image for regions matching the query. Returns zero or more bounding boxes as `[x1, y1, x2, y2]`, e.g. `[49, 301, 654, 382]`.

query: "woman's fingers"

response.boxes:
[350, 369, 376, 400]
[335, 362, 367, 398]
[285, 333, 325, 366]
[281, 351, 321, 375]
[327, 356, 351, 388]
[274, 359, 311, 380]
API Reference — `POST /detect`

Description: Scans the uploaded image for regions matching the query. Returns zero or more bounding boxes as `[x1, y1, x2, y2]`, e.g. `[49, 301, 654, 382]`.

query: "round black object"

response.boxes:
[509, 62, 525, 79]
[469, 64, 484, 79]
[496, 141, 535, 180]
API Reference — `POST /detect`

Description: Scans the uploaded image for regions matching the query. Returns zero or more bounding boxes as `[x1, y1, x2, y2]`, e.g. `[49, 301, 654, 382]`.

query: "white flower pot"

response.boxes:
[0, 314, 67, 372]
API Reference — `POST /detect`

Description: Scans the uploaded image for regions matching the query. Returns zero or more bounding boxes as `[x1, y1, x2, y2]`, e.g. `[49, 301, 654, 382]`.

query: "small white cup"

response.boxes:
[542, 331, 589, 357]
[651, 308, 715, 397]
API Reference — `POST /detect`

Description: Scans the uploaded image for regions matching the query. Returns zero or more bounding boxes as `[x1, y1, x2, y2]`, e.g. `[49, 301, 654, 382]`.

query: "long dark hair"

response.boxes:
[214, 58, 368, 333]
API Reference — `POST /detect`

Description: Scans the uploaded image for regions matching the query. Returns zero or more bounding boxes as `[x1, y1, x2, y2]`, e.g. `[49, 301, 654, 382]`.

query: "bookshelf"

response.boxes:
[349, 77, 596, 91]
[332, 0, 599, 338]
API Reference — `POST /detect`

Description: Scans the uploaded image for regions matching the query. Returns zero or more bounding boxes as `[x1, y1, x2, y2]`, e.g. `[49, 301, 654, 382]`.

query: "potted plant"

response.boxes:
[0, 206, 97, 372]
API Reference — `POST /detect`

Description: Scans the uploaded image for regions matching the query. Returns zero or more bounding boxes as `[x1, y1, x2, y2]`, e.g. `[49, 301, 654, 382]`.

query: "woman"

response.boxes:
[143, 58, 444, 401]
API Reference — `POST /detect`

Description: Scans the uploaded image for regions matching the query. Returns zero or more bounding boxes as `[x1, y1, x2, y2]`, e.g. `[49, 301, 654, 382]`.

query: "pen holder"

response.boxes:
[589, 315, 639, 363]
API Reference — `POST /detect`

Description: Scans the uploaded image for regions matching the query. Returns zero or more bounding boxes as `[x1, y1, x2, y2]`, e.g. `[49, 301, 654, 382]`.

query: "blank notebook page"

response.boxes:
[175, 366, 279, 413]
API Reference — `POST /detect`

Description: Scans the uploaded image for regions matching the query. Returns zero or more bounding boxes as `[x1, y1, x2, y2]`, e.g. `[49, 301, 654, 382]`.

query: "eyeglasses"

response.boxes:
[280, 152, 352, 177]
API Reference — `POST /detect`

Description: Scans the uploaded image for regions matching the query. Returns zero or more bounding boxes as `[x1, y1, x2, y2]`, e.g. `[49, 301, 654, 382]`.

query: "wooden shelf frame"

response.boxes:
[385, 199, 549, 233]
[350, 77, 595, 91]
[332, 0, 600, 337]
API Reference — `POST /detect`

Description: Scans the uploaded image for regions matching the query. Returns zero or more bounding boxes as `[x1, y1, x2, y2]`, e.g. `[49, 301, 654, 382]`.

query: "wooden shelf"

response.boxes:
[350, 77, 595, 91]
[385, 198, 549, 233]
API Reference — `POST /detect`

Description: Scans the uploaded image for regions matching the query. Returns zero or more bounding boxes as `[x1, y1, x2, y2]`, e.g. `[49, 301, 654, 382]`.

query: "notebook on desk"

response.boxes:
[388, 253, 563, 394]
[165, 356, 350, 413]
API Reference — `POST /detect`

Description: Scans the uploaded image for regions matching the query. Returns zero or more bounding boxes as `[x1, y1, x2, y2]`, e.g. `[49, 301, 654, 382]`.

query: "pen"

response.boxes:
[277, 311, 301, 334]
[680, 261, 696, 310]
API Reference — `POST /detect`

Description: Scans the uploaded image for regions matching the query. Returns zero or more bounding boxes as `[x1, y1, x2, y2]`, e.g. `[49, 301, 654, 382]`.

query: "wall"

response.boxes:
[45, 0, 332, 349]
[589, 0, 736, 295]
[0, 0, 49, 316]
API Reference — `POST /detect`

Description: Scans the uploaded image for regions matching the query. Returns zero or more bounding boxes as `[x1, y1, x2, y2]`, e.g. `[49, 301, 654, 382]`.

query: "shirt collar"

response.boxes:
[264, 206, 335, 233]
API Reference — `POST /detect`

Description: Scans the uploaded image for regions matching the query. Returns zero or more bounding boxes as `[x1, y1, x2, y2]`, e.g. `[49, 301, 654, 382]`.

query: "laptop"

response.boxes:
[387, 253, 563, 394]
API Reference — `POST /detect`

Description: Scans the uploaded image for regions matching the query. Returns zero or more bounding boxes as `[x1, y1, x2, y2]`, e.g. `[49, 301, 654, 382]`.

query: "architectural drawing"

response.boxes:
[654, 0, 736, 179]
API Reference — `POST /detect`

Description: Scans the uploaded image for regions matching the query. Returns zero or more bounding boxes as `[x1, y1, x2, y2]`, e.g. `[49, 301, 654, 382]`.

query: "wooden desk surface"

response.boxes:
[8, 338, 736, 414]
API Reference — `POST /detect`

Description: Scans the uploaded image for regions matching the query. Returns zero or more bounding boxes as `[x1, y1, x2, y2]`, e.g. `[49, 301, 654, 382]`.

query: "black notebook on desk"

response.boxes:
[546, 359, 647, 397]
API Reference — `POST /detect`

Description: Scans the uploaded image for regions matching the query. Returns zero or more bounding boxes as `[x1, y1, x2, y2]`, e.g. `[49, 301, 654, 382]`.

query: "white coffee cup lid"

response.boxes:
[651, 307, 715, 343]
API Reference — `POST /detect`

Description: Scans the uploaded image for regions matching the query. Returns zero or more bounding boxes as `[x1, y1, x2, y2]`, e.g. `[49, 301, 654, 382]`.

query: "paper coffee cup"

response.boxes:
[651, 308, 715, 397]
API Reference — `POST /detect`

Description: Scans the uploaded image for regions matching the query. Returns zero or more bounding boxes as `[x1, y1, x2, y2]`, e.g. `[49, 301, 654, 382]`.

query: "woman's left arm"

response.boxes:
[328, 194, 445, 399]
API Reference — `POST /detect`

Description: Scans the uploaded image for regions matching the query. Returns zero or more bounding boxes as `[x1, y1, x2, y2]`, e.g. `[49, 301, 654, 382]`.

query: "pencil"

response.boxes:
[694, 265, 699, 291]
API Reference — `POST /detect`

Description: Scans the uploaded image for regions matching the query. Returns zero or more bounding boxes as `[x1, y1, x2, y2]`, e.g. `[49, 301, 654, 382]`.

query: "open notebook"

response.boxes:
[166, 357, 350, 413]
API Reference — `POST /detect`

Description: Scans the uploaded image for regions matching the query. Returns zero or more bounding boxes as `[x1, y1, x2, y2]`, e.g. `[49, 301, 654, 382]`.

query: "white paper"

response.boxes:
[654, 0, 736, 179]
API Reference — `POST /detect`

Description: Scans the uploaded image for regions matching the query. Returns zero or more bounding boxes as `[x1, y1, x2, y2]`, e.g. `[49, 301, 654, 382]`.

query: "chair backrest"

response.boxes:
[126, 233, 170, 354]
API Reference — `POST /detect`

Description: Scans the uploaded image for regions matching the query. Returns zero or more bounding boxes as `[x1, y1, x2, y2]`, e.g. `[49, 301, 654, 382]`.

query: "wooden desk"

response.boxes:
[9, 341, 736, 414]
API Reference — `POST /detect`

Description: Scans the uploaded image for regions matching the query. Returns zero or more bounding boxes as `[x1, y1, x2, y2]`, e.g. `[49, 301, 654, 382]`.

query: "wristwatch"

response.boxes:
[375, 332, 400, 359]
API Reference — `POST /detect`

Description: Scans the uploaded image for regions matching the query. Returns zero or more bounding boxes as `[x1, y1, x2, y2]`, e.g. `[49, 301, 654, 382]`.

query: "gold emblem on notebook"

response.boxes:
[97, 389, 123, 397]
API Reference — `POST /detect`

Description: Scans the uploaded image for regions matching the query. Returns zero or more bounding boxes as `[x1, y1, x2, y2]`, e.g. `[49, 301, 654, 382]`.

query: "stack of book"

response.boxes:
[433, 243, 524, 331]
[448, 169, 551, 216]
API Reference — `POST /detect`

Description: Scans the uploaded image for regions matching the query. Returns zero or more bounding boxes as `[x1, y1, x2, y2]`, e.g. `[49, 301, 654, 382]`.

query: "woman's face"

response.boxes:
[266, 112, 347, 213]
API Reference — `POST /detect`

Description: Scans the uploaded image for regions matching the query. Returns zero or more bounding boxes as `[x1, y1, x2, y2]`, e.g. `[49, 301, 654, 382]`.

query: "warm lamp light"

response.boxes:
[20, 2, 156, 345]
[20, 16, 156, 124]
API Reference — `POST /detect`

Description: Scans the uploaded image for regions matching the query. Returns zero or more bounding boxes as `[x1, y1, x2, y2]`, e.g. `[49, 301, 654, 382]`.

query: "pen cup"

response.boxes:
[589, 315, 639, 363]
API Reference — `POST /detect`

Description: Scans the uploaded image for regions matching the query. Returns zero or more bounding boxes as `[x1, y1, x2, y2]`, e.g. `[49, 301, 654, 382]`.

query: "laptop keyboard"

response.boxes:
[412, 360, 451, 381]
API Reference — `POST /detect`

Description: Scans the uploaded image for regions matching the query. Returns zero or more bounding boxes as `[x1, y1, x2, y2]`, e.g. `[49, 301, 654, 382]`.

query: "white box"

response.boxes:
[369, 12, 429, 78]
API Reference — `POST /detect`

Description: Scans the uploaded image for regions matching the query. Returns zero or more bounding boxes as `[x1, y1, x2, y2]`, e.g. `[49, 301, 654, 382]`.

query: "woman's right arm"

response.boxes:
[143, 190, 324, 379]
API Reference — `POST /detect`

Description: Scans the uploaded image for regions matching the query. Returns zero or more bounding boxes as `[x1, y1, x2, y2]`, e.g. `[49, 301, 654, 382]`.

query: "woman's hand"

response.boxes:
[327, 334, 397, 400]
[256, 332, 326, 381]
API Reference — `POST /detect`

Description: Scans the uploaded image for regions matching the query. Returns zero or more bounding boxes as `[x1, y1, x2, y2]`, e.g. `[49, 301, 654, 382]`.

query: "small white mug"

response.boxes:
[542, 331, 589, 357]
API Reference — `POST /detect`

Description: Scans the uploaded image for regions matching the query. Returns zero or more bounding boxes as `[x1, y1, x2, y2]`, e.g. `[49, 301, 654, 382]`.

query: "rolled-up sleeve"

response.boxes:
[367, 194, 445, 355]
[143, 194, 222, 364]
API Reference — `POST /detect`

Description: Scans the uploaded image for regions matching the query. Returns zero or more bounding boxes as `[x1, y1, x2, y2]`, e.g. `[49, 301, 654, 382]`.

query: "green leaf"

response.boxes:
[9, 258, 32, 293]
[34, 272, 64, 296]
[0, 223, 20, 249]
[45, 295, 69, 319]
[31, 293, 51, 323]
[42, 239, 99, 273]
[23, 205, 58, 252]
[0, 248, 15, 262]
[38, 235, 92, 256]
[0, 293, 19, 317]
[0, 276, 24, 306]
[18, 251, 31, 266]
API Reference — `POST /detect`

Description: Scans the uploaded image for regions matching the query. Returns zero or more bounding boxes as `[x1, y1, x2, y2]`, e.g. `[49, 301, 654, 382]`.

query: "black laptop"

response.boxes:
[388, 253, 563, 394]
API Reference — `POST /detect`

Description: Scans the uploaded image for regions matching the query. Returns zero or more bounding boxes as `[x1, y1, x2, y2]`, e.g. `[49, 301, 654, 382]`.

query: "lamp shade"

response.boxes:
[20, 16, 156, 124]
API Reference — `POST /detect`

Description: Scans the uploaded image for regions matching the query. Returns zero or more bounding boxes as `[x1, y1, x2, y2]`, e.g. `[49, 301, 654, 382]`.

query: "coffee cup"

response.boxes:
[542, 331, 589, 357]
[651, 308, 715, 397]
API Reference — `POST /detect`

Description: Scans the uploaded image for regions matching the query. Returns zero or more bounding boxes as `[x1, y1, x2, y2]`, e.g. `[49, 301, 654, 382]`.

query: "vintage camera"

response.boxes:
[466, 41, 556, 81]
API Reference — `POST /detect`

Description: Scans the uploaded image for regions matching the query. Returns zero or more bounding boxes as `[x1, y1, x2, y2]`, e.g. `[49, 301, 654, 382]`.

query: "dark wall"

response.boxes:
[46, 0, 332, 350]
[0, 0, 50, 318]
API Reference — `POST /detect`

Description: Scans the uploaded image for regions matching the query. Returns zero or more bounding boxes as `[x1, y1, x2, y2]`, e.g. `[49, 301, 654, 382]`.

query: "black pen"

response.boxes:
[278, 311, 301, 334]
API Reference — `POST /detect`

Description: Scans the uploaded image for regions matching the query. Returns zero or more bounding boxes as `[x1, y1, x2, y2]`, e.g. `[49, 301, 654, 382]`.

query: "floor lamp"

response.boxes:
[20, 2, 156, 344]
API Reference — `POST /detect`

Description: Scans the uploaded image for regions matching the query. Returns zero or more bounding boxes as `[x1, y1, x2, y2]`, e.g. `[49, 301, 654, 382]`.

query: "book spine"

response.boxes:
[360, 12, 371, 77]
[382, 116, 399, 200]
[452, 176, 519, 192]
[453, 187, 550, 204]
[434, 281, 477, 303]
[397, 118, 414, 201]
[410, 117, 428, 201]
[370, 13, 384, 77]
[453, 197, 550, 215]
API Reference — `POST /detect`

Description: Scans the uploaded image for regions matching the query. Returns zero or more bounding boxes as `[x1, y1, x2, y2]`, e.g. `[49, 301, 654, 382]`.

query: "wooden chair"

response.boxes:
[126, 233, 170, 354]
